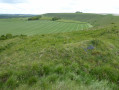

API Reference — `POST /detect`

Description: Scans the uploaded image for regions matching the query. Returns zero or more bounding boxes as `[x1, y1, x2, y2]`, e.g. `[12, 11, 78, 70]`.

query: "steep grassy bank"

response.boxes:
[0, 24, 119, 90]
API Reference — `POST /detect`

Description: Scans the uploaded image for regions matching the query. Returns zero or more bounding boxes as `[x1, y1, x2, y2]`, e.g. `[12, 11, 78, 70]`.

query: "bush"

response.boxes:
[0, 34, 12, 40]
[111, 22, 115, 24]
[0, 35, 6, 40]
[52, 17, 61, 21]
[75, 11, 83, 13]
[28, 16, 42, 21]
[28, 17, 39, 21]
[0, 34, 27, 40]
[6, 34, 13, 39]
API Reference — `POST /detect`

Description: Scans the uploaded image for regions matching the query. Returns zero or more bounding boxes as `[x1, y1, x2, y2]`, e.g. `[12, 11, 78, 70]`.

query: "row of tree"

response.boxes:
[75, 11, 83, 13]
[52, 17, 61, 21]
[28, 15, 42, 21]
[28, 15, 61, 21]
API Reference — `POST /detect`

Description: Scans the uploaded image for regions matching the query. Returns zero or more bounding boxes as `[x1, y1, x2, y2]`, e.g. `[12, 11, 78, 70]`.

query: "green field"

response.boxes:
[0, 19, 92, 35]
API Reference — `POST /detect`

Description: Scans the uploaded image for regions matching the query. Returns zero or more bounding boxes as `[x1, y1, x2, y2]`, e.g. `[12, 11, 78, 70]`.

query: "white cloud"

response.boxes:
[0, 0, 27, 3]
[0, 0, 119, 14]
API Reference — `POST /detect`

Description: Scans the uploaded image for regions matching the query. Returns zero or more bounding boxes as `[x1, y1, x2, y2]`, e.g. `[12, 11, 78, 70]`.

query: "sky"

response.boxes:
[0, 0, 119, 14]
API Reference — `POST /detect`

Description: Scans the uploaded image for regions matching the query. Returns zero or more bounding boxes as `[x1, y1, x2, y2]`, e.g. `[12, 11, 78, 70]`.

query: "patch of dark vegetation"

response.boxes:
[28, 15, 42, 21]
[0, 34, 27, 53]
[52, 17, 61, 21]
[0, 43, 14, 53]
[0, 34, 27, 41]
[27, 76, 38, 85]
[90, 66, 119, 84]
[0, 71, 13, 88]
[75, 11, 83, 13]
[0, 34, 13, 40]
[111, 22, 115, 24]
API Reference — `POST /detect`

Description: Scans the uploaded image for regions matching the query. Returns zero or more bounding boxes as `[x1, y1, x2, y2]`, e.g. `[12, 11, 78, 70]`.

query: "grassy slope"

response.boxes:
[0, 24, 119, 90]
[0, 18, 91, 35]
[44, 13, 119, 26]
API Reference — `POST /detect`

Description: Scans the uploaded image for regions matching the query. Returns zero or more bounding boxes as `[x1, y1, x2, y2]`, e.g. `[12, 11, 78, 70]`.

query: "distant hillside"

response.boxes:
[0, 14, 35, 18]
[43, 13, 119, 26]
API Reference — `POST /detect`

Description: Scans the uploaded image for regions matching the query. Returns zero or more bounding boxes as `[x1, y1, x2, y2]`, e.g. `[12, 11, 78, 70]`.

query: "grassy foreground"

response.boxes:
[0, 24, 119, 90]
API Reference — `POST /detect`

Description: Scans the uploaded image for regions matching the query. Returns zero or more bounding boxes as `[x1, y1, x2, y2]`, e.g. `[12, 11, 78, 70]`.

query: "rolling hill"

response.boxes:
[43, 13, 119, 26]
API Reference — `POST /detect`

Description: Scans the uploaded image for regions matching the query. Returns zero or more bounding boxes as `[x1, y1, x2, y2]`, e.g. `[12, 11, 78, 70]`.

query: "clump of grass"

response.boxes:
[54, 64, 65, 74]
[90, 65, 119, 83]
[27, 76, 38, 85]
[0, 70, 13, 88]
[39, 64, 53, 76]
[5, 76, 18, 89]
[47, 74, 59, 83]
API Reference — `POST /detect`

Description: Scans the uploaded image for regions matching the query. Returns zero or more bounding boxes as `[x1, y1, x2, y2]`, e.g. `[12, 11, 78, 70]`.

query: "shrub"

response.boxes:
[0, 35, 6, 40]
[52, 17, 61, 21]
[0, 34, 12, 40]
[75, 11, 83, 13]
[6, 34, 13, 39]
[28, 16, 42, 21]
[0, 34, 27, 41]
[28, 17, 39, 21]
[111, 22, 115, 24]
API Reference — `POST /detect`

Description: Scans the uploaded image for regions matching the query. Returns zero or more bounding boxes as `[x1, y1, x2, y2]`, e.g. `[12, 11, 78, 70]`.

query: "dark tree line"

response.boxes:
[28, 15, 42, 21]
[0, 34, 27, 40]
[52, 17, 61, 21]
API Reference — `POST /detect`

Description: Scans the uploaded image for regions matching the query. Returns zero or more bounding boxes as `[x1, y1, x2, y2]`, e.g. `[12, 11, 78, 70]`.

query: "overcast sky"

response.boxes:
[0, 0, 119, 14]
